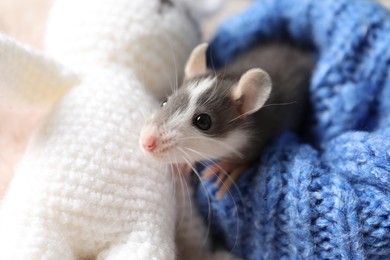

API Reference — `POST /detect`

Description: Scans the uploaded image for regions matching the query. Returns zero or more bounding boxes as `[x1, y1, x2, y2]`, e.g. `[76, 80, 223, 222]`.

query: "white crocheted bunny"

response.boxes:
[0, 0, 216, 259]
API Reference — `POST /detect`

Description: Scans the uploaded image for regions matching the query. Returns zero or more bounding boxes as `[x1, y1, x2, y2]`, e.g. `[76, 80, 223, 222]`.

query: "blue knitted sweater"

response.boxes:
[195, 0, 390, 259]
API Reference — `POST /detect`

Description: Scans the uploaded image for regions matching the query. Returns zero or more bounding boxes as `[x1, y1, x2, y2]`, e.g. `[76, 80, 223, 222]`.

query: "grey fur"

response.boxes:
[153, 42, 314, 163]
[207, 42, 314, 162]
[193, 78, 241, 138]
[153, 90, 190, 127]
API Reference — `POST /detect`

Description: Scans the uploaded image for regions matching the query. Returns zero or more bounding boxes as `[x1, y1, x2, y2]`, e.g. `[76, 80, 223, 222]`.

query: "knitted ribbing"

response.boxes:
[196, 0, 390, 259]
[0, 0, 200, 259]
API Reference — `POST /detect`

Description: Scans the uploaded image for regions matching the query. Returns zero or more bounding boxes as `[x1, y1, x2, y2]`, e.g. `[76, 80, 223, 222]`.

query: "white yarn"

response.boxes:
[45, 0, 198, 101]
[0, 34, 78, 104]
[0, 0, 205, 258]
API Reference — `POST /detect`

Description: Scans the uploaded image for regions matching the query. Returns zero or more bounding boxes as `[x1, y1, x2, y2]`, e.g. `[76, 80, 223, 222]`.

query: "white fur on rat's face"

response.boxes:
[140, 76, 248, 164]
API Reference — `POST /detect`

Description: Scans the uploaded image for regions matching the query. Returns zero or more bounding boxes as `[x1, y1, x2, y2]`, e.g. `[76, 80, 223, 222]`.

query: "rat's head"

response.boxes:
[140, 43, 272, 164]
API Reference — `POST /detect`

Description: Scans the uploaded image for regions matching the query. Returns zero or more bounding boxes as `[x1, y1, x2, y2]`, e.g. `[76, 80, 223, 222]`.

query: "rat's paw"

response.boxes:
[202, 161, 247, 199]
[172, 163, 193, 177]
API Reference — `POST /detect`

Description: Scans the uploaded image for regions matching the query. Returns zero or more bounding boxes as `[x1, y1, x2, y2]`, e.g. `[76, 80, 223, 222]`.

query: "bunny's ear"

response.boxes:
[184, 43, 208, 79]
[232, 68, 272, 116]
[0, 33, 79, 105]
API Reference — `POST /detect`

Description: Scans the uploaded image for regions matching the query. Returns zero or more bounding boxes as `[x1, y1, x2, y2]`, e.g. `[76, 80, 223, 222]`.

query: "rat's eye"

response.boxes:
[161, 100, 167, 107]
[193, 114, 212, 131]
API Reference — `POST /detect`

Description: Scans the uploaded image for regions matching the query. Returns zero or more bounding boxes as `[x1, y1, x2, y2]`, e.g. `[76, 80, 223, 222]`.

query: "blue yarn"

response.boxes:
[196, 0, 390, 259]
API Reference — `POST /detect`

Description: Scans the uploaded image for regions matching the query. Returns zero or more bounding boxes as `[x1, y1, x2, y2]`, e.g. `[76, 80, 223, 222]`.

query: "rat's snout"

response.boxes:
[140, 127, 159, 152]
[143, 135, 158, 152]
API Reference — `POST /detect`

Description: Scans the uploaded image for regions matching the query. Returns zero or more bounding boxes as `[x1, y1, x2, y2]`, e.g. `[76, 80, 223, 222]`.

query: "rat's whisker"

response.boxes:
[177, 157, 195, 235]
[228, 101, 300, 123]
[178, 144, 217, 160]
[180, 145, 244, 248]
[208, 140, 244, 159]
[168, 163, 177, 200]
[178, 147, 212, 249]
[162, 68, 175, 97]
[172, 153, 193, 232]
[182, 146, 245, 203]
[262, 101, 300, 108]
[167, 40, 179, 92]
[157, 46, 179, 97]
[208, 46, 218, 80]
[177, 136, 244, 159]
[181, 146, 215, 162]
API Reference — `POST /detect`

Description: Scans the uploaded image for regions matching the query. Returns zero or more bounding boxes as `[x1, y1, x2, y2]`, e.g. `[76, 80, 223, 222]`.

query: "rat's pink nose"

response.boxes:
[142, 135, 158, 152]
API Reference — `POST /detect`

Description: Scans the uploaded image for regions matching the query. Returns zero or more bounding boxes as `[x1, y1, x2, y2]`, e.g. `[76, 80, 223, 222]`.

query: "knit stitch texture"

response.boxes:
[195, 0, 390, 259]
[0, 0, 202, 259]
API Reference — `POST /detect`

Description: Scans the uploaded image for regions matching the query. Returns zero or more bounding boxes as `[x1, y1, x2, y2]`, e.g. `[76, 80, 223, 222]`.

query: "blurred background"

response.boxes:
[0, 0, 389, 196]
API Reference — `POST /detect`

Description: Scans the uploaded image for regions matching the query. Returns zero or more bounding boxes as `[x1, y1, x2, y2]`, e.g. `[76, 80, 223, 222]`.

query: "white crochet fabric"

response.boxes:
[0, 0, 208, 259]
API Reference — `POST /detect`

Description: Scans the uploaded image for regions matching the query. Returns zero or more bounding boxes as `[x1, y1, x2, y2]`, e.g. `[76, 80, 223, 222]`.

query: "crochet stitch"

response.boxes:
[0, 0, 204, 259]
[195, 0, 390, 259]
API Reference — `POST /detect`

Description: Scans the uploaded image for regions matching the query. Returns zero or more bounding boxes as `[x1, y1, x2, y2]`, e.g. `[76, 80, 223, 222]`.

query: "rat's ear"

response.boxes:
[232, 68, 272, 115]
[185, 43, 208, 78]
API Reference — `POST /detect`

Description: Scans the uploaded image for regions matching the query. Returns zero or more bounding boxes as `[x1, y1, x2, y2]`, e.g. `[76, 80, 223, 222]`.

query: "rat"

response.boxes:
[140, 42, 314, 199]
